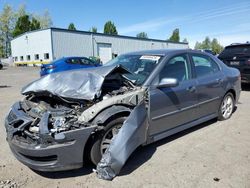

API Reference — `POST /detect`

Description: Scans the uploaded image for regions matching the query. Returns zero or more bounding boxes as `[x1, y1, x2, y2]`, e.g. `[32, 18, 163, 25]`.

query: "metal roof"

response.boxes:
[11, 27, 188, 45]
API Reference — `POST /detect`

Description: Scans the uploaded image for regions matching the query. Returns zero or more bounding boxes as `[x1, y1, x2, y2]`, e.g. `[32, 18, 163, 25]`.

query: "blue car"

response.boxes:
[40, 56, 101, 76]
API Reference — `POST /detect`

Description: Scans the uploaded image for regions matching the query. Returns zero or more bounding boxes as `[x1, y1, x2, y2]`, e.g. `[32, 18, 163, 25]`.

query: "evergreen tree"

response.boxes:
[103, 21, 118, 35]
[169, 28, 180, 42]
[136, 32, 148, 39]
[68, 23, 76, 30]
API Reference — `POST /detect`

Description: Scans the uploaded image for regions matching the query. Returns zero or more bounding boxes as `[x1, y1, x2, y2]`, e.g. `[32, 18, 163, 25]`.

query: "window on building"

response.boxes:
[20, 56, 24, 61]
[44, 53, 49, 60]
[26, 55, 31, 61]
[35, 54, 39, 60]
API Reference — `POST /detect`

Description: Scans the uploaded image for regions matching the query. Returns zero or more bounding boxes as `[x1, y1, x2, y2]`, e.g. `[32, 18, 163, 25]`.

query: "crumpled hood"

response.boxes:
[22, 65, 130, 100]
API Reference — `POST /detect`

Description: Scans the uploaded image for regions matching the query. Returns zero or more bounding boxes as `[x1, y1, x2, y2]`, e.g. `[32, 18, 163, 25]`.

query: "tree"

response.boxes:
[211, 38, 223, 54]
[0, 4, 15, 57]
[30, 17, 41, 30]
[12, 14, 41, 38]
[90, 26, 97, 33]
[12, 15, 31, 37]
[194, 41, 202, 49]
[34, 9, 52, 29]
[103, 21, 118, 35]
[168, 28, 180, 42]
[136, 32, 148, 39]
[15, 4, 26, 18]
[201, 36, 211, 49]
[68, 23, 76, 30]
[182, 38, 188, 43]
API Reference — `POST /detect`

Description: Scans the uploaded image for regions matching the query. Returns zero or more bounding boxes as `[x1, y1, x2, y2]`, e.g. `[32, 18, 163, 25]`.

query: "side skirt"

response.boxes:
[147, 113, 217, 144]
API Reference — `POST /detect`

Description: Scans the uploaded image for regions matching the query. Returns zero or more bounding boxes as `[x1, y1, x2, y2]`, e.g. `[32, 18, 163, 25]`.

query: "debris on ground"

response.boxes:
[213, 177, 220, 182]
[0, 179, 18, 188]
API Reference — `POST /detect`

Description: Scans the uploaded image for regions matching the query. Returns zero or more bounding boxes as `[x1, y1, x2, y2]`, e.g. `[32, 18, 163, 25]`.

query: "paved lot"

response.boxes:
[0, 67, 250, 188]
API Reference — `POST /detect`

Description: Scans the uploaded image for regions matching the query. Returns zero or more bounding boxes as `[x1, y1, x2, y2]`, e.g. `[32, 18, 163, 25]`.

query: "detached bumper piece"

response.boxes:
[96, 102, 148, 180]
[5, 102, 96, 171]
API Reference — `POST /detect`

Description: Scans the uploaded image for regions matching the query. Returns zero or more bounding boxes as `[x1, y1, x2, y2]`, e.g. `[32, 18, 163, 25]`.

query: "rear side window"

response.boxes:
[192, 54, 220, 78]
[79, 58, 94, 65]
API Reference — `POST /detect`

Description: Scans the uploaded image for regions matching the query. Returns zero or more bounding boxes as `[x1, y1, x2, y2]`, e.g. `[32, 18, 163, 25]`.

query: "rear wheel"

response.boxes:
[90, 117, 126, 165]
[0, 64, 3, 70]
[218, 92, 235, 120]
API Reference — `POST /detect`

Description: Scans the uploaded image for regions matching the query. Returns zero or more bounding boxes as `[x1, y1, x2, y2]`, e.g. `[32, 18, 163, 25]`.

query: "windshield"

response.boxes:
[105, 54, 163, 85]
[219, 45, 250, 58]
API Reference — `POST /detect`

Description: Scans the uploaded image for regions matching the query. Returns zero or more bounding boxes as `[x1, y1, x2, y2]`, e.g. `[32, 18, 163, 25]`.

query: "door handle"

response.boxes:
[186, 86, 196, 93]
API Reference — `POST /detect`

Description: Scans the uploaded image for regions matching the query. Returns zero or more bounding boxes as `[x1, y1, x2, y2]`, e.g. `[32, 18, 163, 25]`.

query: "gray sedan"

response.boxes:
[5, 49, 241, 180]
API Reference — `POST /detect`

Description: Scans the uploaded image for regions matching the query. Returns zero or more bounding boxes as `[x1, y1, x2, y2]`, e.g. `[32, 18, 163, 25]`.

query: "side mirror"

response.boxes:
[157, 78, 179, 88]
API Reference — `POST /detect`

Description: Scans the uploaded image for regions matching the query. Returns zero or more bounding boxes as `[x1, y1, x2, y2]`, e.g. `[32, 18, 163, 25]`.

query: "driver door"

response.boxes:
[148, 54, 199, 137]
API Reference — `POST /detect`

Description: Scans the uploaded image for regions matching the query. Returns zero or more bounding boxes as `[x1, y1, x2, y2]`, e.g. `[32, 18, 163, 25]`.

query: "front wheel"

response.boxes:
[90, 117, 126, 165]
[218, 92, 235, 121]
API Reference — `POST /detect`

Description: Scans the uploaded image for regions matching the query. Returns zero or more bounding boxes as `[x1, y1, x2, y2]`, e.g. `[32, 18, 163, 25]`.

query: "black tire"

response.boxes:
[218, 92, 235, 121]
[90, 116, 126, 165]
[0, 64, 3, 70]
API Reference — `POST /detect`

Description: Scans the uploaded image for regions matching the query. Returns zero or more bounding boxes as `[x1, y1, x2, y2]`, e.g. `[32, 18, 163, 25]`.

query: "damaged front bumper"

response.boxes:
[5, 102, 96, 171]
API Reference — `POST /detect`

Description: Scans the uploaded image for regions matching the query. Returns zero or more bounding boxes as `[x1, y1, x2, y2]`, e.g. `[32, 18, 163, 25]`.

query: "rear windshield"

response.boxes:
[219, 45, 250, 58]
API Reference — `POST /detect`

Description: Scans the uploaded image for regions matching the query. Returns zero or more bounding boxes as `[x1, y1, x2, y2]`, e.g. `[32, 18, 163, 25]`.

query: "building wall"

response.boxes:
[11, 28, 189, 65]
[11, 29, 53, 64]
[51, 30, 93, 59]
[51, 29, 189, 63]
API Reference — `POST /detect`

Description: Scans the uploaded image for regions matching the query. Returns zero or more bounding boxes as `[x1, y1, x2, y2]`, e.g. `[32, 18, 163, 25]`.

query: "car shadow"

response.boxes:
[119, 118, 217, 176]
[241, 83, 250, 91]
[33, 163, 95, 179]
[35, 118, 218, 179]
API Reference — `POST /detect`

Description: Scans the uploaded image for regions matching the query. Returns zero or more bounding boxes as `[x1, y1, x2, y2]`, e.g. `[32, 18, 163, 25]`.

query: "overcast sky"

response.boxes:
[1, 0, 250, 47]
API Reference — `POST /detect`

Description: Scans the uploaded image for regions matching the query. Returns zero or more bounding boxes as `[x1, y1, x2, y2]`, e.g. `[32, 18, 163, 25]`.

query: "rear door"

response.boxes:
[190, 53, 225, 118]
[149, 53, 199, 136]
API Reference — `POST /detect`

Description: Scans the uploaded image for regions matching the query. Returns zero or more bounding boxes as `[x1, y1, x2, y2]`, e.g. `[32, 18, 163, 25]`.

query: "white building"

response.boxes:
[11, 28, 189, 65]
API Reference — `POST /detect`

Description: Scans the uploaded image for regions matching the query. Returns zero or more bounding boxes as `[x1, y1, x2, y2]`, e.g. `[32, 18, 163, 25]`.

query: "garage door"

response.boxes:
[97, 43, 112, 64]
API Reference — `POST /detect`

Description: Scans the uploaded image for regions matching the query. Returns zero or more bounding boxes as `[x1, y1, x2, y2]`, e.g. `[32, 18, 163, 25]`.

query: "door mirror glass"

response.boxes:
[157, 78, 179, 88]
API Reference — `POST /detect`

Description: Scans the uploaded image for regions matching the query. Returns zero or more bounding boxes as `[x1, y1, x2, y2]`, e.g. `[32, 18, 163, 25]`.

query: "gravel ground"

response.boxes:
[0, 67, 250, 188]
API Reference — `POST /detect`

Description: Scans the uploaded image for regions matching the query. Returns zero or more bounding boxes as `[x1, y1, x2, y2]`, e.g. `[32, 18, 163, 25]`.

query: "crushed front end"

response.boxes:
[5, 96, 97, 171]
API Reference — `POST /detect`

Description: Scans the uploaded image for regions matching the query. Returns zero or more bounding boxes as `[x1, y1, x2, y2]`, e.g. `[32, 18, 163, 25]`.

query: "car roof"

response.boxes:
[226, 43, 250, 48]
[124, 49, 198, 56]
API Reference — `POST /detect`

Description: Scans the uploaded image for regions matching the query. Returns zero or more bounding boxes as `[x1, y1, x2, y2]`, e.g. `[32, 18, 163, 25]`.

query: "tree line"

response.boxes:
[0, 4, 52, 58]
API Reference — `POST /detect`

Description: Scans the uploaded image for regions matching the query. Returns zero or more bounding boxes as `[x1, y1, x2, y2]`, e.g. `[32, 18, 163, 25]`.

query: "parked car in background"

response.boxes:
[5, 49, 241, 180]
[0, 59, 3, 70]
[40, 56, 101, 76]
[218, 43, 250, 83]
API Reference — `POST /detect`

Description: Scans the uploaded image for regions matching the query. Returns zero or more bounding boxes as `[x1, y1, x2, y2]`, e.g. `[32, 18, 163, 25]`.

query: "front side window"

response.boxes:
[192, 54, 220, 77]
[159, 54, 190, 82]
[66, 58, 80, 64]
